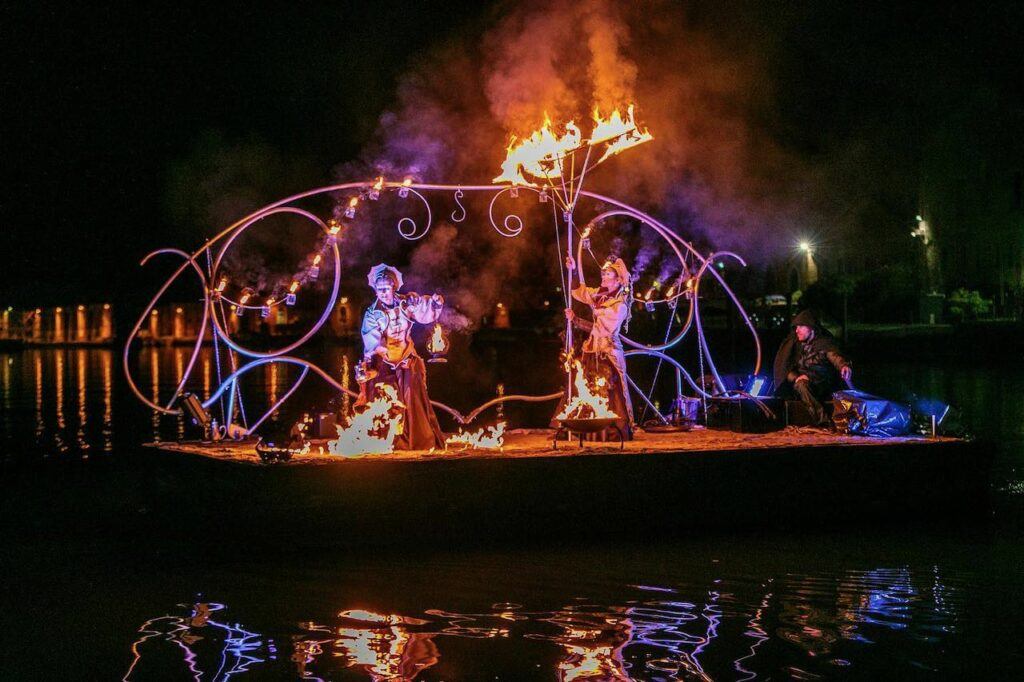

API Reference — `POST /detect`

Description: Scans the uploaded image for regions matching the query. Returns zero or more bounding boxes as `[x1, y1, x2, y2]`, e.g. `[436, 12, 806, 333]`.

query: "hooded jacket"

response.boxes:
[773, 310, 850, 392]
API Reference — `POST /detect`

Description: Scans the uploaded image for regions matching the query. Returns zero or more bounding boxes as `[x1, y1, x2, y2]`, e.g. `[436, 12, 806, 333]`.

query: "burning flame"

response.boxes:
[445, 421, 506, 450]
[556, 361, 617, 420]
[328, 384, 405, 456]
[427, 322, 448, 354]
[493, 115, 582, 185]
[592, 104, 653, 162]
[494, 105, 652, 186]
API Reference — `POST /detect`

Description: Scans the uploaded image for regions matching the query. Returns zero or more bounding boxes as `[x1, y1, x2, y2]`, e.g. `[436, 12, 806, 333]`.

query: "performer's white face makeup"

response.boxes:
[375, 278, 396, 306]
[600, 266, 619, 290]
[795, 324, 815, 342]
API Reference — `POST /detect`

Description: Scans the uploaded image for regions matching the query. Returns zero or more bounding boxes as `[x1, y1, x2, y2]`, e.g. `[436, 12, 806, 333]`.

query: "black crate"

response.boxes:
[310, 412, 338, 438]
[705, 397, 785, 433]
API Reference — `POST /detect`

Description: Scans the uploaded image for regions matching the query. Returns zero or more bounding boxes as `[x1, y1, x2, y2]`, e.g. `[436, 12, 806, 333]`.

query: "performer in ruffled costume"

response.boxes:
[559, 254, 635, 439]
[358, 264, 445, 450]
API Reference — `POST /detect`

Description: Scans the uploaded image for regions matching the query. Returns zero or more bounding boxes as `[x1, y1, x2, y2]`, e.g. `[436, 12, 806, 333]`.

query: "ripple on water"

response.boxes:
[115, 565, 978, 680]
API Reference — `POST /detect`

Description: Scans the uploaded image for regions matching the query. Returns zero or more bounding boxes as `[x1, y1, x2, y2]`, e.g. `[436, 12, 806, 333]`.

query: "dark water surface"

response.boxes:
[2, 346, 1023, 679]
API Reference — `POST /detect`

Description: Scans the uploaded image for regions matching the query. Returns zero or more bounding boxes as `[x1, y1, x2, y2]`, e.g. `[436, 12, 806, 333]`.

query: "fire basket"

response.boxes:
[553, 417, 625, 450]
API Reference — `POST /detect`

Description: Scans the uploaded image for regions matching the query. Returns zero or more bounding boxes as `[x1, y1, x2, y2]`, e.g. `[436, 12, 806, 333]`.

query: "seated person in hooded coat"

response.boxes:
[773, 309, 852, 426]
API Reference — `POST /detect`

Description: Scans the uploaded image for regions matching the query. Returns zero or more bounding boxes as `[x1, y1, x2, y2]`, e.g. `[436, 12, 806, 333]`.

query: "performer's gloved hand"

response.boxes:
[795, 374, 810, 384]
[431, 293, 444, 308]
[565, 255, 576, 271]
[564, 308, 575, 321]
[840, 366, 852, 382]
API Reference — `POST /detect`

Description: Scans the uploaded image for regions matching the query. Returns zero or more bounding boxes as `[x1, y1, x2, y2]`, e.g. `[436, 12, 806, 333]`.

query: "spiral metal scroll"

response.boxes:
[487, 185, 537, 238]
[395, 187, 433, 240]
[125, 180, 761, 439]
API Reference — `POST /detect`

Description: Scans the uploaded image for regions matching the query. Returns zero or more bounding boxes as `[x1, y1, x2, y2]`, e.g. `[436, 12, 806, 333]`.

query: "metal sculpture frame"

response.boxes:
[124, 181, 762, 435]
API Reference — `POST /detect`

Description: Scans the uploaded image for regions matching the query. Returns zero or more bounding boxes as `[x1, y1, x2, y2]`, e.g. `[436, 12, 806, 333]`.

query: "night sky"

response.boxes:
[1, 1, 1021, 307]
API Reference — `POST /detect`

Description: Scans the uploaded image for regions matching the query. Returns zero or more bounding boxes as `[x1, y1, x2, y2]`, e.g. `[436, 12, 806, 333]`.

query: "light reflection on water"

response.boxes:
[121, 567, 963, 680]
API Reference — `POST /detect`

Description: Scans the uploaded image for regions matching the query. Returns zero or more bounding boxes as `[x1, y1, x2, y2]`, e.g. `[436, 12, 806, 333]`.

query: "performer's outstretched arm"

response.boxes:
[407, 293, 443, 324]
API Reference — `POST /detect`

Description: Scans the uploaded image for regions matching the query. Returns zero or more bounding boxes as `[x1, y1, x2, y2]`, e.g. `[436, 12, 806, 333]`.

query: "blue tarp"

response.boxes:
[831, 390, 911, 438]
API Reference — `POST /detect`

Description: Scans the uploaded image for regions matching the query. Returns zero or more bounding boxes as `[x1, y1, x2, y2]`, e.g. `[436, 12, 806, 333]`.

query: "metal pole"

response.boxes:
[565, 209, 574, 399]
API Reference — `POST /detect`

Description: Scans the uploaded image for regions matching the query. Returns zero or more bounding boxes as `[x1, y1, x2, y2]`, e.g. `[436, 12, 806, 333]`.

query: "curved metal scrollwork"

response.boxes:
[487, 185, 533, 238]
[395, 187, 433, 240]
[450, 187, 467, 223]
[124, 179, 762, 439]
[208, 207, 342, 360]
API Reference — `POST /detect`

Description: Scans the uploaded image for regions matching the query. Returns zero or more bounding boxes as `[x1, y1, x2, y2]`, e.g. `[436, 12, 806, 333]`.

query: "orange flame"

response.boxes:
[494, 104, 652, 185]
[427, 323, 448, 354]
[445, 421, 506, 450]
[493, 115, 582, 186]
[591, 104, 653, 162]
[328, 384, 405, 456]
[556, 361, 617, 420]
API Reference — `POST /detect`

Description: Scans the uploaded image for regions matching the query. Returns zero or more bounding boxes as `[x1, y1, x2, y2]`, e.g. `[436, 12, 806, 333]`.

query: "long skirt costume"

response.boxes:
[360, 295, 445, 450]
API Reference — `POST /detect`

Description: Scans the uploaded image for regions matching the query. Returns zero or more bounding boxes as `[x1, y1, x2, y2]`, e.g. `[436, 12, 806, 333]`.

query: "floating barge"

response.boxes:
[140, 428, 991, 547]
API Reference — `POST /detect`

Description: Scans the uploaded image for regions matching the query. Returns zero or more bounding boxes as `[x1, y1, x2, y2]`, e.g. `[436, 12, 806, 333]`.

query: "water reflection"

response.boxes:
[267, 361, 278, 410]
[202, 356, 211, 401]
[102, 350, 113, 452]
[123, 603, 266, 681]
[33, 350, 44, 444]
[122, 566, 960, 680]
[54, 350, 66, 453]
[175, 347, 185, 440]
[150, 347, 160, 443]
[2, 355, 11, 436]
[331, 610, 439, 680]
[76, 348, 88, 453]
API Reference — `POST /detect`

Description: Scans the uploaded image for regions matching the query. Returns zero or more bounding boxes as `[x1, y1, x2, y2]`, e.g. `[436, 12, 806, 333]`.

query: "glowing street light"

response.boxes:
[799, 240, 812, 253]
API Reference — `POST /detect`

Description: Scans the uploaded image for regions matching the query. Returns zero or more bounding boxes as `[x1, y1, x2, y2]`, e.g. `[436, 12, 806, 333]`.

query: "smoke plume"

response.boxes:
[335, 0, 847, 327]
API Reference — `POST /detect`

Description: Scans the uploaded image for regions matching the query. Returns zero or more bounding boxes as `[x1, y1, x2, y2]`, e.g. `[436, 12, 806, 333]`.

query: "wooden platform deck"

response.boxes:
[146, 427, 962, 466]
[127, 427, 992, 548]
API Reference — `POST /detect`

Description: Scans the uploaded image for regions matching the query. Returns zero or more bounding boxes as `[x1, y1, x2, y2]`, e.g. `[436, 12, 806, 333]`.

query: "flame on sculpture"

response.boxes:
[556, 361, 617, 420]
[592, 105, 653, 162]
[445, 421, 506, 450]
[493, 115, 582, 186]
[328, 384, 404, 456]
[494, 105, 652, 186]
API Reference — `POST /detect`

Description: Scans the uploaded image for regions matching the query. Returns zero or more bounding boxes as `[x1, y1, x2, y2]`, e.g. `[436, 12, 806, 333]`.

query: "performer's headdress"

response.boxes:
[602, 257, 634, 333]
[367, 263, 403, 290]
[602, 258, 631, 288]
